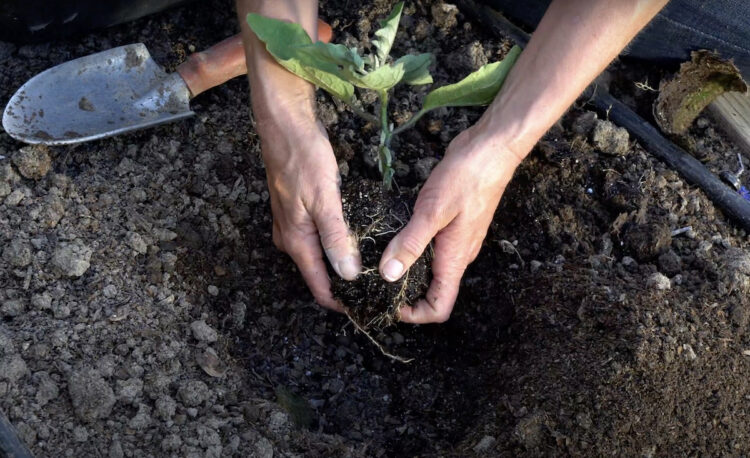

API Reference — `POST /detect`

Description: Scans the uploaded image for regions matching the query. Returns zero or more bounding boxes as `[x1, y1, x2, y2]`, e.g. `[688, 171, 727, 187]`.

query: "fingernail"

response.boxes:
[336, 255, 360, 280]
[381, 259, 404, 282]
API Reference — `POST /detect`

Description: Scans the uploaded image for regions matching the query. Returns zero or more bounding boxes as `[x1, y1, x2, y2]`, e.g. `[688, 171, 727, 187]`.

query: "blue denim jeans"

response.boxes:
[483, 0, 750, 78]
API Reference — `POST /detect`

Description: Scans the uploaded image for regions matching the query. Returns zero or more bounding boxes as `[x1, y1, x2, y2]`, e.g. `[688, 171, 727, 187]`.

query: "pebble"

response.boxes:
[231, 301, 246, 329]
[178, 380, 209, 407]
[52, 241, 92, 277]
[207, 285, 219, 296]
[592, 120, 630, 156]
[68, 367, 117, 422]
[191, 320, 218, 343]
[647, 272, 671, 291]
[12, 145, 51, 179]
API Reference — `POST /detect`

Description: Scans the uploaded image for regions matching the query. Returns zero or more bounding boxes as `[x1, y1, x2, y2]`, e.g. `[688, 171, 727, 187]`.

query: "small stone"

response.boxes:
[68, 367, 116, 422]
[12, 145, 51, 180]
[207, 285, 219, 296]
[682, 343, 697, 360]
[4, 189, 25, 206]
[414, 157, 439, 182]
[647, 272, 671, 291]
[592, 119, 629, 156]
[190, 320, 218, 343]
[51, 241, 92, 277]
[126, 231, 148, 254]
[178, 380, 209, 407]
[2, 238, 31, 267]
[0, 354, 28, 383]
[473, 435, 497, 453]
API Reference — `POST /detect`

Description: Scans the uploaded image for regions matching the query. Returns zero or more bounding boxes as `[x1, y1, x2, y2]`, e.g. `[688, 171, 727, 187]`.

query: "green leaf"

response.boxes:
[355, 62, 406, 90]
[421, 45, 521, 112]
[372, 1, 404, 67]
[305, 42, 366, 76]
[247, 13, 355, 102]
[396, 53, 434, 85]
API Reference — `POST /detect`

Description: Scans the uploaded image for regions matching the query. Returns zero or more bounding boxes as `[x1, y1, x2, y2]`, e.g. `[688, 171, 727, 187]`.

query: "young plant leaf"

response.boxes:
[356, 63, 406, 90]
[396, 53, 434, 85]
[247, 13, 355, 102]
[372, 1, 404, 67]
[306, 42, 366, 76]
[421, 45, 521, 112]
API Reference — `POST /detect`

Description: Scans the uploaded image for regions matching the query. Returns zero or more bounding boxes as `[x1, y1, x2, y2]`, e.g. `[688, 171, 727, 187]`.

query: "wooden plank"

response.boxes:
[709, 91, 750, 155]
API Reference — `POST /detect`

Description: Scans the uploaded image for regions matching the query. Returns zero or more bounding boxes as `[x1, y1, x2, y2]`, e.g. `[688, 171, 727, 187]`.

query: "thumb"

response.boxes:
[379, 208, 442, 282]
[315, 203, 361, 281]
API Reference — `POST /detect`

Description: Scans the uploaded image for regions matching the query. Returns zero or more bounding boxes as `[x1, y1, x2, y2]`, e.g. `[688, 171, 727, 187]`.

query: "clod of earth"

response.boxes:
[654, 49, 747, 135]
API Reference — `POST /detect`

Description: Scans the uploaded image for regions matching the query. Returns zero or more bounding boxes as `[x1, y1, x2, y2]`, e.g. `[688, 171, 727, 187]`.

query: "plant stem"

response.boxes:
[391, 108, 427, 136]
[377, 90, 395, 190]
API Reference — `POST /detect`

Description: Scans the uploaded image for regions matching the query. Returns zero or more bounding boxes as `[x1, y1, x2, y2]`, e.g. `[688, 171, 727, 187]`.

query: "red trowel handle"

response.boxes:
[177, 19, 333, 97]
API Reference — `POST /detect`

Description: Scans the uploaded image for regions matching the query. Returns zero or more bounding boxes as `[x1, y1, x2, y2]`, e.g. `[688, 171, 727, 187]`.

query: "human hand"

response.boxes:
[254, 94, 361, 312]
[378, 123, 524, 323]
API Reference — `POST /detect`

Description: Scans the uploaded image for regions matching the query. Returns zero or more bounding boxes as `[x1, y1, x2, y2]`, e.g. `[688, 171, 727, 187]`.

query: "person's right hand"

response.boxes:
[252, 91, 361, 312]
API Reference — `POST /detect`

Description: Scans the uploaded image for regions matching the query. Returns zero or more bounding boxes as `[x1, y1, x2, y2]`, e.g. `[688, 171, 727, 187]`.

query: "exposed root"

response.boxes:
[344, 308, 414, 364]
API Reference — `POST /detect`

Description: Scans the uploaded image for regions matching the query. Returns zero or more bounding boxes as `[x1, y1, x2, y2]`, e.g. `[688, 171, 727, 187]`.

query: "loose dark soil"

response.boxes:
[331, 179, 429, 332]
[1, 0, 750, 457]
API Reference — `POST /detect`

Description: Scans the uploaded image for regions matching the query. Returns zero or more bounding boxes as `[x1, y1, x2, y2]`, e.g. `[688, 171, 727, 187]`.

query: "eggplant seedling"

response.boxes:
[248, 2, 521, 190]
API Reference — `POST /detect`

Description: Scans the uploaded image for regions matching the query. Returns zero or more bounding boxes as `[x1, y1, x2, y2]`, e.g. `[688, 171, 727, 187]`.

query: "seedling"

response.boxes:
[248, 2, 521, 189]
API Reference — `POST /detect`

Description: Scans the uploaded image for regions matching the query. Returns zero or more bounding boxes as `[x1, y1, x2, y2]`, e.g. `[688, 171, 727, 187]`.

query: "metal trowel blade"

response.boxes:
[2, 43, 194, 145]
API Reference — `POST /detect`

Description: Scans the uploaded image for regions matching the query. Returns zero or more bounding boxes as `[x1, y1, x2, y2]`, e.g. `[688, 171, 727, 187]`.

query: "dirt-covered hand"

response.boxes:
[255, 104, 361, 312]
[378, 125, 522, 323]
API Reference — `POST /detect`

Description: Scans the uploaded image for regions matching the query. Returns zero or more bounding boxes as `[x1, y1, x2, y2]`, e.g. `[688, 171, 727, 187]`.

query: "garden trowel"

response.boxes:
[2, 19, 332, 145]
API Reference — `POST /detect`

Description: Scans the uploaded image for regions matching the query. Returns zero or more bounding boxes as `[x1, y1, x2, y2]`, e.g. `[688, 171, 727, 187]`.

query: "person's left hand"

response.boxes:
[378, 122, 524, 323]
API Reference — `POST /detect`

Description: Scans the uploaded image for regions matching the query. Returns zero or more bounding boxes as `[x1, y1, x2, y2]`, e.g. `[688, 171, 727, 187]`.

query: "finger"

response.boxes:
[315, 200, 361, 281]
[285, 231, 344, 312]
[398, 234, 465, 324]
[379, 200, 445, 282]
